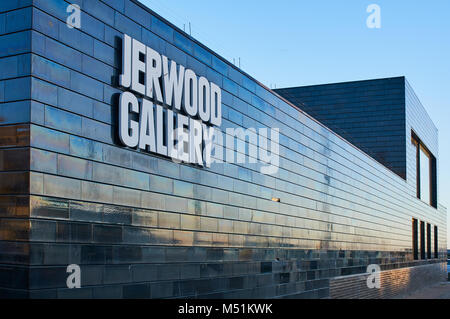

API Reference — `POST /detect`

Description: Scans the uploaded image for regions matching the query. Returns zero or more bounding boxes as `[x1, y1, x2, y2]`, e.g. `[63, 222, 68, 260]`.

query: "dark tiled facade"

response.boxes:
[0, 0, 447, 299]
[275, 78, 407, 179]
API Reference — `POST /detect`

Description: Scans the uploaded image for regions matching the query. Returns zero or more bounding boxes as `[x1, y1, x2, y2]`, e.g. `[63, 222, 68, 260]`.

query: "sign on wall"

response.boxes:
[118, 34, 221, 166]
[118, 34, 279, 175]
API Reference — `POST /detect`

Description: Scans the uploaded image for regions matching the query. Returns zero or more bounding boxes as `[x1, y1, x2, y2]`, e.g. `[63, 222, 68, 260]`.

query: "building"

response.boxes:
[0, 0, 447, 298]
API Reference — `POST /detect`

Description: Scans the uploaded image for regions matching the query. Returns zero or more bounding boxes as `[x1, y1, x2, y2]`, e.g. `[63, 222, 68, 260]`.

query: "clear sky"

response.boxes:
[140, 0, 450, 247]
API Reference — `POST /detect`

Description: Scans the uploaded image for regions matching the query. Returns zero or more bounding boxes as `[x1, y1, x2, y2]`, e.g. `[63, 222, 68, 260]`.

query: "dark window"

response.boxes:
[420, 221, 425, 260]
[419, 146, 431, 205]
[427, 223, 431, 259]
[411, 132, 437, 208]
[412, 218, 418, 260]
[411, 137, 420, 198]
[434, 226, 438, 259]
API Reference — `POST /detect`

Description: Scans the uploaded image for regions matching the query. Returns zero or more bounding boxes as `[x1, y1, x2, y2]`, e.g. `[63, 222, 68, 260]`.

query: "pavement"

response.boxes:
[399, 281, 450, 299]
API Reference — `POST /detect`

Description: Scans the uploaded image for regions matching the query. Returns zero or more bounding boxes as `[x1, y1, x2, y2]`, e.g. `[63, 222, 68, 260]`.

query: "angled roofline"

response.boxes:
[275, 76, 406, 91]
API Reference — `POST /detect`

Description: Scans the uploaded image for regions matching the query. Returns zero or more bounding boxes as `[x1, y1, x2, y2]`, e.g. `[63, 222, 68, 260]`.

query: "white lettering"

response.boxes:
[146, 46, 163, 102]
[189, 118, 203, 166]
[162, 55, 184, 110]
[183, 69, 198, 117]
[210, 82, 222, 126]
[156, 104, 167, 156]
[117, 34, 229, 169]
[198, 76, 210, 122]
[119, 92, 139, 148]
[131, 38, 146, 95]
[138, 98, 156, 152]
[119, 34, 132, 88]
[177, 114, 190, 162]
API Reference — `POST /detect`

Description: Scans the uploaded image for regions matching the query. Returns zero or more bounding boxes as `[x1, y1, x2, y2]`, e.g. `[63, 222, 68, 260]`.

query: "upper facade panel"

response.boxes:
[275, 77, 408, 179]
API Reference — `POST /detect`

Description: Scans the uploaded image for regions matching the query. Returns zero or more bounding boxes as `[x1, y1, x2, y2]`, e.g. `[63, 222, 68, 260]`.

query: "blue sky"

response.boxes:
[140, 0, 450, 247]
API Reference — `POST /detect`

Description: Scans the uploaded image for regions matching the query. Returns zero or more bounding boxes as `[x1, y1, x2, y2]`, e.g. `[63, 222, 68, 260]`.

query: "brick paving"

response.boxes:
[399, 281, 450, 299]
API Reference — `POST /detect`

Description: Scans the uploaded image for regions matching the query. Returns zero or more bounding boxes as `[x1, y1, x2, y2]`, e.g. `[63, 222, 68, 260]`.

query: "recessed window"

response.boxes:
[419, 146, 431, 204]
[434, 226, 438, 259]
[412, 218, 418, 260]
[420, 221, 425, 260]
[411, 132, 437, 208]
[427, 223, 431, 259]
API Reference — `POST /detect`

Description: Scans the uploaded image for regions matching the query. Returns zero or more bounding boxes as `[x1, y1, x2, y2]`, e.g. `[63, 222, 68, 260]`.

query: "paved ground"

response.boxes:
[399, 281, 450, 299]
